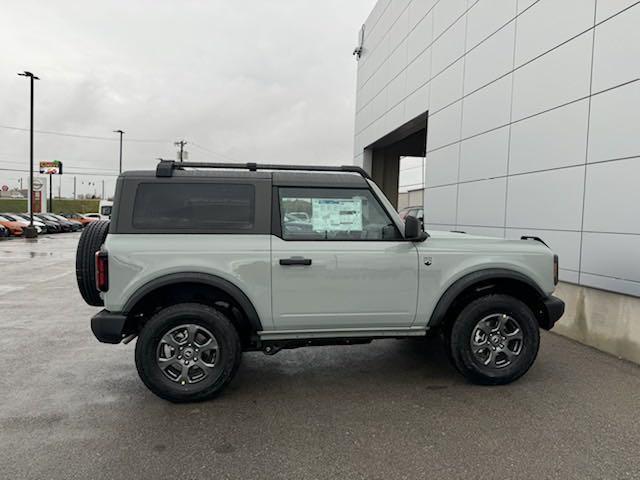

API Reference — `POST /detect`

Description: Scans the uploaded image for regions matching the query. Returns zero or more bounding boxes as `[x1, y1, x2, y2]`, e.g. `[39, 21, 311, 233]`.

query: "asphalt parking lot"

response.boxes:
[1, 233, 639, 479]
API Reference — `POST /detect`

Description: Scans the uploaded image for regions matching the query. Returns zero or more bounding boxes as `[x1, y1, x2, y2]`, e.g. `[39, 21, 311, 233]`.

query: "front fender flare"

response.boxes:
[427, 268, 546, 328]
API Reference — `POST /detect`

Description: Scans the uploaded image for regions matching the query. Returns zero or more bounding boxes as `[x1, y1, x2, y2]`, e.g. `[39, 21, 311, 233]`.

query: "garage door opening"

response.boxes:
[362, 112, 427, 209]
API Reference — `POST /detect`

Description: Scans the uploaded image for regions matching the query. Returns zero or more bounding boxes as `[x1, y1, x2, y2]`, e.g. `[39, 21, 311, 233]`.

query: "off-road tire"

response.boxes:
[135, 303, 242, 403]
[448, 294, 540, 385]
[75, 220, 110, 306]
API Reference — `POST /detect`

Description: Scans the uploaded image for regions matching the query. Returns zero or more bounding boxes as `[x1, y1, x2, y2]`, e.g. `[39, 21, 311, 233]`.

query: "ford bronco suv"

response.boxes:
[76, 160, 564, 402]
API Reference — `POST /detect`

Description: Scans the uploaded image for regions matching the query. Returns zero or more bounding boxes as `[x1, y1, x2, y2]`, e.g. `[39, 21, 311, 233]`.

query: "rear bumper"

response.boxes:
[91, 310, 127, 344]
[541, 295, 565, 330]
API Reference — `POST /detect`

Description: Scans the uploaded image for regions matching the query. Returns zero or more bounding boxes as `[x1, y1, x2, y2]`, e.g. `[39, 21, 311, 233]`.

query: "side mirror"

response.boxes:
[405, 215, 427, 242]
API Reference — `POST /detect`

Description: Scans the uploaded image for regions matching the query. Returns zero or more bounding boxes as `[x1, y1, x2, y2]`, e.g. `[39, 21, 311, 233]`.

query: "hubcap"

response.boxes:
[156, 324, 219, 385]
[470, 313, 523, 369]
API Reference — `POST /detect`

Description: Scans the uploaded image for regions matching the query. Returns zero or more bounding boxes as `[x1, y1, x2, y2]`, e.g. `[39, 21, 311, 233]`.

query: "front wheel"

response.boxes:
[135, 303, 241, 403]
[448, 294, 540, 385]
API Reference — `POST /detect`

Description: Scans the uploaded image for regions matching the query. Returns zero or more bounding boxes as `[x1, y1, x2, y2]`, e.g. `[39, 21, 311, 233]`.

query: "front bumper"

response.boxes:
[541, 295, 565, 330]
[91, 310, 127, 344]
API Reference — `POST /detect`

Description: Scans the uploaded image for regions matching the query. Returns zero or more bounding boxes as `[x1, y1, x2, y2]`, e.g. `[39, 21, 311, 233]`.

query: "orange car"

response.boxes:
[63, 213, 97, 226]
[0, 219, 24, 236]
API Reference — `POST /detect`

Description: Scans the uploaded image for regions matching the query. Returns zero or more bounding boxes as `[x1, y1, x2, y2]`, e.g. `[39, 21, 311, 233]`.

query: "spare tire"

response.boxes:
[76, 220, 110, 306]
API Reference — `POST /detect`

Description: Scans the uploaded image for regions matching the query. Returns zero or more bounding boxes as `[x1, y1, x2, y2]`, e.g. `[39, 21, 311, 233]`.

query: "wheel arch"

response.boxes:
[428, 268, 551, 330]
[122, 272, 263, 346]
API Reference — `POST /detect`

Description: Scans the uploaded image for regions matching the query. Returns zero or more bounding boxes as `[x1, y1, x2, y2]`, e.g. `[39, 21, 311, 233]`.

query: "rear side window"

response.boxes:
[132, 183, 255, 230]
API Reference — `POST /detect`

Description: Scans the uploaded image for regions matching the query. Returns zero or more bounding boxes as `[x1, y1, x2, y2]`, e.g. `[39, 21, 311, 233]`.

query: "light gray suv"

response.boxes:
[76, 160, 564, 402]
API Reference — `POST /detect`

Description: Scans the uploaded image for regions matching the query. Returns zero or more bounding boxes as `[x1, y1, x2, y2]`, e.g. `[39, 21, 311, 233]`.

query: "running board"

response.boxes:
[258, 327, 427, 342]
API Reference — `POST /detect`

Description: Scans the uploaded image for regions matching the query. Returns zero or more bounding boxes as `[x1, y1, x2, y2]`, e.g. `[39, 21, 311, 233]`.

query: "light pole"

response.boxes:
[113, 129, 125, 173]
[18, 71, 39, 238]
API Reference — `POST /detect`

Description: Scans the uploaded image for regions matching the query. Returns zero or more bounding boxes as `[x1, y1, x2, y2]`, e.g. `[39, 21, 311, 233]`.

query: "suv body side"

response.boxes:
[101, 170, 558, 342]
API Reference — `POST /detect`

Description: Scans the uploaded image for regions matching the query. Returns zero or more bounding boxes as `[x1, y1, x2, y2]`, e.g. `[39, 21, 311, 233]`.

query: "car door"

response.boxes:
[271, 185, 419, 331]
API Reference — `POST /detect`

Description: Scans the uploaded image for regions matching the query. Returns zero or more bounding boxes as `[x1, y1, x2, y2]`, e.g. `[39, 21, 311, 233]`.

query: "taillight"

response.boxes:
[553, 254, 559, 285]
[96, 251, 109, 292]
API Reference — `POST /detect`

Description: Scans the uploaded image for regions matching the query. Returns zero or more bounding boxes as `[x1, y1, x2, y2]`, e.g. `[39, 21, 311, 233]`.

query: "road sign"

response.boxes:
[39, 160, 63, 175]
[1, 185, 8, 192]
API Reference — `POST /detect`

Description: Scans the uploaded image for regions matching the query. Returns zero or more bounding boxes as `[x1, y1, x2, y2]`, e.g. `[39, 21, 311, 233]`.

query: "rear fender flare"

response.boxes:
[122, 272, 262, 332]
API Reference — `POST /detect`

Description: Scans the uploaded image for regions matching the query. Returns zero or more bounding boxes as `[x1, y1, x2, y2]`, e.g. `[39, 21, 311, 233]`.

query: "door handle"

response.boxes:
[279, 257, 312, 266]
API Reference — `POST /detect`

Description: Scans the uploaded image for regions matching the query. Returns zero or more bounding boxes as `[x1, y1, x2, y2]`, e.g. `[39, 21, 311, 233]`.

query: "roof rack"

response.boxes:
[155, 159, 371, 180]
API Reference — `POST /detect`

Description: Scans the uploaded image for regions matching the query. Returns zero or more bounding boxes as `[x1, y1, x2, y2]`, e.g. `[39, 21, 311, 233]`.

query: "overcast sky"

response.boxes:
[0, 0, 374, 197]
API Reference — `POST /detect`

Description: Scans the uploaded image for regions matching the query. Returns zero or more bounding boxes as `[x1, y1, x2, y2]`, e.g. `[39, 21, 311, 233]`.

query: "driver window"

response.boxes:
[279, 187, 401, 241]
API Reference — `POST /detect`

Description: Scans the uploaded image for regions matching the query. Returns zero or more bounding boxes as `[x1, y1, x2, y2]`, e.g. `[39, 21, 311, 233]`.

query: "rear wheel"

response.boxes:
[135, 303, 241, 403]
[448, 294, 540, 385]
[75, 220, 110, 306]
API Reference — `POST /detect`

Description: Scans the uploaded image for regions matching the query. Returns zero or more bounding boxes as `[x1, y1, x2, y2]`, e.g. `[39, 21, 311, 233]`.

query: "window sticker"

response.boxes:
[311, 198, 362, 232]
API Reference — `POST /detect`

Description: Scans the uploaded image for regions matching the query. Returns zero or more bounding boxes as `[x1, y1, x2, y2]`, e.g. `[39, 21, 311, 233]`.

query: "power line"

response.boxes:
[0, 166, 120, 177]
[189, 141, 240, 163]
[0, 124, 169, 143]
[0, 159, 119, 172]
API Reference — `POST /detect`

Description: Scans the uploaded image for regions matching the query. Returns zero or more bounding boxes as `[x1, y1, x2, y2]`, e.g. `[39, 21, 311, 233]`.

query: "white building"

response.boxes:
[353, 0, 640, 362]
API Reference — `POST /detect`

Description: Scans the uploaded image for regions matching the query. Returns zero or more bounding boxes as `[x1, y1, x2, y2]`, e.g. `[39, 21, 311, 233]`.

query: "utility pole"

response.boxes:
[101, 180, 105, 199]
[18, 71, 39, 238]
[174, 140, 187, 162]
[73, 176, 76, 200]
[113, 130, 125, 173]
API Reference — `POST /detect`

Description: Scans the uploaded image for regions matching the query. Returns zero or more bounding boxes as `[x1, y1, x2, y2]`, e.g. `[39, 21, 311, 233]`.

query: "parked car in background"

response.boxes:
[83, 213, 102, 220]
[14, 213, 61, 233]
[0, 217, 24, 236]
[398, 206, 424, 222]
[62, 213, 96, 226]
[35, 214, 76, 232]
[2, 213, 48, 234]
[0, 214, 43, 234]
[0, 224, 9, 238]
[49, 213, 83, 230]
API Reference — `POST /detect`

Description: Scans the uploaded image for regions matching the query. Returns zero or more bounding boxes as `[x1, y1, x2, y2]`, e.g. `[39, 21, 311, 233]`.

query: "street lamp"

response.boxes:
[113, 129, 125, 174]
[18, 71, 39, 239]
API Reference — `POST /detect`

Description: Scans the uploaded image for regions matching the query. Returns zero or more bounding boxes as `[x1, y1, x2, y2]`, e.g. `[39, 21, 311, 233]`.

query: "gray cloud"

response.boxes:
[0, 0, 374, 197]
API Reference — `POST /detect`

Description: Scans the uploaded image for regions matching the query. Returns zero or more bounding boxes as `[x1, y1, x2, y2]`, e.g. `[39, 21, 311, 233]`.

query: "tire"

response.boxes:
[135, 303, 242, 403]
[448, 294, 540, 385]
[75, 220, 110, 306]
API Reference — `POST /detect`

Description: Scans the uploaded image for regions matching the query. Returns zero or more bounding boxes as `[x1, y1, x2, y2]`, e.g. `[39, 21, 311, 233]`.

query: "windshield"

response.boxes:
[366, 179, 404, 236]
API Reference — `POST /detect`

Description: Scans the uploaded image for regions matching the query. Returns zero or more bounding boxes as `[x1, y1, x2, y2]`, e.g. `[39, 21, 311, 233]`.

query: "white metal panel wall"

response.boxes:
[354, 0, 640, 296]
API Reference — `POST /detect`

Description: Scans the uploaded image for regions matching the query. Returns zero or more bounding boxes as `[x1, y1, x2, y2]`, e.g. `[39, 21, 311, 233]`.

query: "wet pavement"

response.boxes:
[1, 233, 639, 479]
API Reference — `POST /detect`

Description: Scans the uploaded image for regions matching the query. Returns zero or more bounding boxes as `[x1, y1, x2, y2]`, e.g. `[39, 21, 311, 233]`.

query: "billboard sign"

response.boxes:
[39, 160, 63, 175]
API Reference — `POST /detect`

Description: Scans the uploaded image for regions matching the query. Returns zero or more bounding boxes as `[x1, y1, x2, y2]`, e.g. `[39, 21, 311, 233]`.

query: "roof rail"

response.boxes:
[155, 159, 371, 180]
